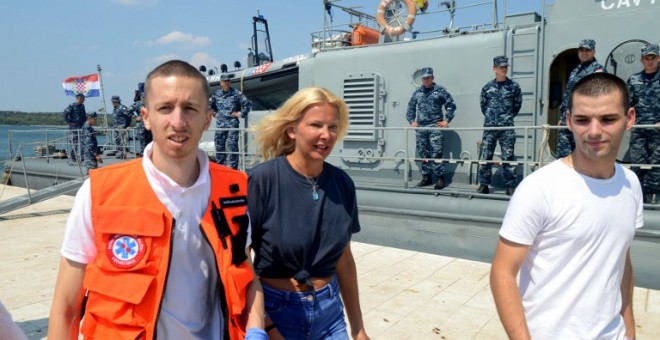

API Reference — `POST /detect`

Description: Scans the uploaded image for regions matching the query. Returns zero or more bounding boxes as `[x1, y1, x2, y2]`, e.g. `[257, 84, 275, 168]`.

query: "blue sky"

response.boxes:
[0, 0, 550, 113]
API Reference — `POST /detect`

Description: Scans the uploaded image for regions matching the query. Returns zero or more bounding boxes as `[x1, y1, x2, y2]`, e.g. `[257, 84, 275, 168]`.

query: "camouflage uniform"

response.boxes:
[62, 99, 86, 161]
[209, 86, 252, 169]
[81, 119, 101, 174]
[111, 96, 132, 156]
[479, 76, 522, 188]
[406, 82, 457, 178]
[557, 55, 605, 158]
[627, 44, 660, 197]
[129, 99, 152, 155]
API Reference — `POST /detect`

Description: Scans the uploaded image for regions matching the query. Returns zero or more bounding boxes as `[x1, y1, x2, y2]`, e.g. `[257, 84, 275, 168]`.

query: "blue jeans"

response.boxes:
[263, 275, 348, 340]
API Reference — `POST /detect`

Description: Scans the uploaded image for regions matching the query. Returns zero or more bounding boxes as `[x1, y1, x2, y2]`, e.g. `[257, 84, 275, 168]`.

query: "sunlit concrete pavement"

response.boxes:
[1, 185, 658, 339]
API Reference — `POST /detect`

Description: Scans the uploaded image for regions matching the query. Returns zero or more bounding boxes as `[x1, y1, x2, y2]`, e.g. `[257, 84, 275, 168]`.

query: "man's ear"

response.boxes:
[625, 107, 636, 131]
[566, 111, 573, 132]
[141, 107, 150, 130]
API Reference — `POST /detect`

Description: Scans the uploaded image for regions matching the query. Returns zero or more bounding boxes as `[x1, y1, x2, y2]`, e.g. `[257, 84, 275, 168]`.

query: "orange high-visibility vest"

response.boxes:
[81, 159, 253, 340]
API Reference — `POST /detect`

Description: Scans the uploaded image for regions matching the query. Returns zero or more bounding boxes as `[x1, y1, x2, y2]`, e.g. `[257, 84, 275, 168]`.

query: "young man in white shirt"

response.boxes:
[491, 72, 642, 340]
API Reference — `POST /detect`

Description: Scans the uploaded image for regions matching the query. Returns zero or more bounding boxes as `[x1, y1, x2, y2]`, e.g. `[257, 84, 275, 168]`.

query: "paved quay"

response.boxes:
[1, 184, 659, 339]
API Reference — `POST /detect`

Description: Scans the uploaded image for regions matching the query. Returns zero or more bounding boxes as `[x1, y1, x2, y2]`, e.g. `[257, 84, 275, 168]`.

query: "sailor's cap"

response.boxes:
[420, 67, 433, 78]
[493, 55, 509, 67]
[86, 111, 98, 118]
[220, 74, 231, 81]
[111, 95, 121, 101]
[578, 39, 596, 50]
[641, 43, 659, 56]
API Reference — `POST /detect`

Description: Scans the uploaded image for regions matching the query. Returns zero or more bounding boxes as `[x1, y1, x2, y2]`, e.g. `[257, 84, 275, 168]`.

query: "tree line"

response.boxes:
[0, 111, 110, 126]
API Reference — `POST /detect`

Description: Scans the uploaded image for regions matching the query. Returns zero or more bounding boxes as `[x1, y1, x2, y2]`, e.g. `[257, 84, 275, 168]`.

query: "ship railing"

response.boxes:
[314, 0, 505, 52]
[5, 126, 144, 163]
[311, 29, 353, 53]
[6, 128, 71, 162]
[204, 123, 660, 201]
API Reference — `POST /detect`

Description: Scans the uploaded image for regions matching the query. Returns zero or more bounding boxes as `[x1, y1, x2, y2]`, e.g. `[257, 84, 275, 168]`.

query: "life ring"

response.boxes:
[376, 0, 417, 37]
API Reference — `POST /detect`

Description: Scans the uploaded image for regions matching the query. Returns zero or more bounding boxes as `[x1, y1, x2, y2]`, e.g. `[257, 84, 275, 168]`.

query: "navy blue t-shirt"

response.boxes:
[247, 155, 360, 278]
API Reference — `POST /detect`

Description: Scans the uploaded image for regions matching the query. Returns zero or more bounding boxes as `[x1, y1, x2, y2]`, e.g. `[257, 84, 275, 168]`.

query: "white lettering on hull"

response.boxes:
[601, 0, 654, 10]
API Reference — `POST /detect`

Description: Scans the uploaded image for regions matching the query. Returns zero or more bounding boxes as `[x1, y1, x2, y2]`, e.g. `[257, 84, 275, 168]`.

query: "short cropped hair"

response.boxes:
[250, 87, 349, 161]
[568, 72, 630, 113]
[143, 60, 209, 106]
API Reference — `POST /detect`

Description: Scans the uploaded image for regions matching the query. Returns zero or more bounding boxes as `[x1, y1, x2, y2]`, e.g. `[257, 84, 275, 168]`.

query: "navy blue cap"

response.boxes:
[220, 74, 231, 81]
[111, 95, 120, 101]
[641, 43, 659, 56]
[493, 55, 509, 67]
[86, 111, 98, 118]
[420, 67, 433, 78]
[75, 93, 85, 98]
[578, 39, 596, 50]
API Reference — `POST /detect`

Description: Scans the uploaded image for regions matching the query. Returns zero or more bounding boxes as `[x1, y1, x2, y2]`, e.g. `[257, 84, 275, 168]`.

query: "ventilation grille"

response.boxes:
[343, 75, 380, 141]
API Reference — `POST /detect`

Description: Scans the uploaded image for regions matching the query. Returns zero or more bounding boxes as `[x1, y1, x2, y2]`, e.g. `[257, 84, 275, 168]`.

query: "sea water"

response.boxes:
[0, 125, 109, 161]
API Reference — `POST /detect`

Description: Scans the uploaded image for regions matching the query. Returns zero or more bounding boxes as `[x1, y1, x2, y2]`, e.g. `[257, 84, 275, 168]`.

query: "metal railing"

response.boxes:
[4, 124, 659, 197]
[314, 0, 504, 52]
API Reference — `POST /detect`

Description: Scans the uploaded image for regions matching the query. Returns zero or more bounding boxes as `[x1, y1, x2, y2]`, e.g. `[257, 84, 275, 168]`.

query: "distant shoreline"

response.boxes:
[0, 111, 110, 126]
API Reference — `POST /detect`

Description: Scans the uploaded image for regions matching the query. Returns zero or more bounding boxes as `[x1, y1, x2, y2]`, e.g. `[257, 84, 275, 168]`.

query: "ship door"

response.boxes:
[604, 39, 650, 161]
[547, 49, 580, 154]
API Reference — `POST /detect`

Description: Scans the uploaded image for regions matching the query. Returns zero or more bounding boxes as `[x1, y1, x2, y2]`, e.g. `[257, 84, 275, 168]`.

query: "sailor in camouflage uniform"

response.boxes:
[627, 43, 660, 203]
[557, 39, 605, 158]
[406, 67, 457, 190]
[111, 95, 132, 158]
[209, 74, 252, 169]
[128, 84, 152, 156]
[81, 111, 102, 174]
[477, 56, 522, 196]
[62, 93, 87, 161]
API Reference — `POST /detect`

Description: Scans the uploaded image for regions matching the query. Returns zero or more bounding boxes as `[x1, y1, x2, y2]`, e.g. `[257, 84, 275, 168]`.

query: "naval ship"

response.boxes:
[3, 0, 660, 288]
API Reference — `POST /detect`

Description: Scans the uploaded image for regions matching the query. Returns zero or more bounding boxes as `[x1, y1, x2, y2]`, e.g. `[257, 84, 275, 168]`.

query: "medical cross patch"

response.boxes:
[106, 234, 146, 269]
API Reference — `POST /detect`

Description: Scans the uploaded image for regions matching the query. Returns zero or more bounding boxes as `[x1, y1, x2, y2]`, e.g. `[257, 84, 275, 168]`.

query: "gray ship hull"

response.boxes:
[4, 0, 660, 288]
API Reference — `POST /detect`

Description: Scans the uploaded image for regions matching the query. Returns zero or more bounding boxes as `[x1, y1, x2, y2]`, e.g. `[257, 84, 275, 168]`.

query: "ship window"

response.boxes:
[343, 73, 382, 141]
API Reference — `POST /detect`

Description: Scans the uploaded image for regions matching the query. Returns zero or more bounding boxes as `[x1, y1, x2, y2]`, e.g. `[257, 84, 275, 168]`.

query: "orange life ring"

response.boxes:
[376, 0, 417, 37]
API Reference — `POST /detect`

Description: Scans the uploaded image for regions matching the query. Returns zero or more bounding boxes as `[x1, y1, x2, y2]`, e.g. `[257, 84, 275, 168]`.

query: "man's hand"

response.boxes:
[437, 121, 449, 128]
[410, 121, 419, 128]
[231, 112, 241, 118]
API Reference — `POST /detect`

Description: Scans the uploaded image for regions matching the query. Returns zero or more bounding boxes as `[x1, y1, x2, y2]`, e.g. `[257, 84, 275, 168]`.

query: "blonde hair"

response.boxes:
[251, 87, 349, 161]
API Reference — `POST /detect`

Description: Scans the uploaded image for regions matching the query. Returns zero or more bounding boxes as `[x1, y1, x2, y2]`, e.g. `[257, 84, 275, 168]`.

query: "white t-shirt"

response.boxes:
[61, 143, 249, 339]
[500, 160, 644, 340]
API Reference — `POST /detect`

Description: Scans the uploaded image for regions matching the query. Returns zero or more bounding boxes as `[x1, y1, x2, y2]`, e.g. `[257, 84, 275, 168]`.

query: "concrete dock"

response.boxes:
[1, 184, 659, 339]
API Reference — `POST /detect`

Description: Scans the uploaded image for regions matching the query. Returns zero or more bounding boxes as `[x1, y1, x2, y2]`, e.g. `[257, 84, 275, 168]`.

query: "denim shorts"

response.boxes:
[263, 275, 349, 340]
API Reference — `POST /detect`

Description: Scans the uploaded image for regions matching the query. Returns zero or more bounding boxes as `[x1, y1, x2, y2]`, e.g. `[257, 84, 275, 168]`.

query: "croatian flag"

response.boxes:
[62, 74, 101, 97]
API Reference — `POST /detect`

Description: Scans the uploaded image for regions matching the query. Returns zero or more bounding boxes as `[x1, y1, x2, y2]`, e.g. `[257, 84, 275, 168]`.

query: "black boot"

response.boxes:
[434, 176, 446, 190]
[506, 187, 516, 196]
[643, 194, 654, 204]
[416, 175, 433, 187]
[476, 184, 489, 194]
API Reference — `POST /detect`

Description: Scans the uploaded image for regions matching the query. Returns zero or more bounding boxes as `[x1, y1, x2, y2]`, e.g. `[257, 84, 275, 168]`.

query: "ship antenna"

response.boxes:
[96, 64, 109, 128]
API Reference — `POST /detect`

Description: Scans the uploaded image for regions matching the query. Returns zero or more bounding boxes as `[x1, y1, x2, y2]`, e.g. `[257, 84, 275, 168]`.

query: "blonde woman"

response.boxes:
[248, 87, 369, 340]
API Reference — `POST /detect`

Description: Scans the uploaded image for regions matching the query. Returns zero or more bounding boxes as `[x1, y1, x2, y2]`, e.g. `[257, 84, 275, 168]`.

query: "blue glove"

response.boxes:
[245, 327, 268, 340]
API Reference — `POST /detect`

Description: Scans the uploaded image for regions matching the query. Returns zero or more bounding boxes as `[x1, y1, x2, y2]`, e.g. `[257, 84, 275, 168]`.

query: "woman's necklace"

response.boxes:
[304, 172, 322, 201]
[290, 155, 324, 201]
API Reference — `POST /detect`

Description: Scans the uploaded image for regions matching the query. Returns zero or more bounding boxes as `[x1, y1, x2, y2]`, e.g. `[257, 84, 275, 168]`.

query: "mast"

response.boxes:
[492, 0, 498, 29]
[96, 64, 109, 127]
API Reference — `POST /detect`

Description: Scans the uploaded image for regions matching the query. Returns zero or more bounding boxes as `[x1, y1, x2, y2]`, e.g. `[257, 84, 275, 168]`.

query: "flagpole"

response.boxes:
[97, 64, 109, 127]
